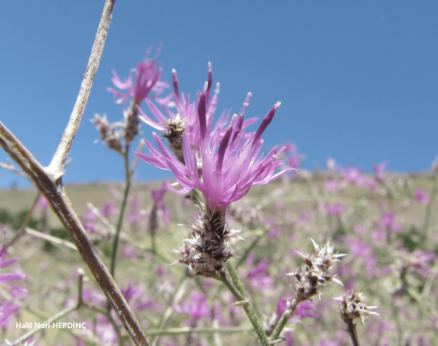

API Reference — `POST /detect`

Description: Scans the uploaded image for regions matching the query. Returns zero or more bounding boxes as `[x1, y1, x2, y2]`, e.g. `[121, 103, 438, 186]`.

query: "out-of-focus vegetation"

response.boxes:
[1, 171, 437, 345]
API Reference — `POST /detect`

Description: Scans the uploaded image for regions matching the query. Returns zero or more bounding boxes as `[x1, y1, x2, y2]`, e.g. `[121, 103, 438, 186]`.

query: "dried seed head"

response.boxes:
[335, 292, 379, 325]
[162, 114, 186, 163]
[124, 104, 141, 145]
[177, 210, 237, 278]
[287, 240, 345, 302]
[92, 114, 123, 154]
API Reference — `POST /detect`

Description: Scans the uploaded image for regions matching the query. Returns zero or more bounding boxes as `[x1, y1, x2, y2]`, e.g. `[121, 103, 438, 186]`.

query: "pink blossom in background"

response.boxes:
[174, 292, 210, 323]
[324, 203, 346, 216]
[324, 179, 340, 192]
[326, 157, 336, 170]
[37, 195, 49, 210]
[378, 213, 401, 232]
[121, 244, 139, 259]
[151, 182, 171, 225]
[95, 315, 118, 345]
[276, 299, 318, 324]
[414, 188, 430, 205]
[108, 46, 169, 106]
[373, 162, 387, 181]
[338, 166, 361, 184]
[410, 251, 435, 278]
[245, 257, 274, 290]
[101, 203, 119, 217]
[353, 224, 364, 234]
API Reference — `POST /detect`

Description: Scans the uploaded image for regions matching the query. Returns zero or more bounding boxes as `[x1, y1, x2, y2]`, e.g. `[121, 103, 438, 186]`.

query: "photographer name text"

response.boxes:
[16, 322, 86, 330]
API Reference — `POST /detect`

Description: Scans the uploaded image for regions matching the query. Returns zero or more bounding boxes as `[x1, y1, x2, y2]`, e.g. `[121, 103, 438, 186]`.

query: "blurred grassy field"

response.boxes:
[1, 172, 437, 345]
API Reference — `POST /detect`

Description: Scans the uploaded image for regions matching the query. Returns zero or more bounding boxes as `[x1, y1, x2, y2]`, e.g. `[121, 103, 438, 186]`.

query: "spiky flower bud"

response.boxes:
[287, 240, 345, 302]
[123, 104, 140, 145]
[162, 114, 186, 163]
[92, 114, 123, 154]
[177, 210, 237, 278]
[336, 292, 379, 325]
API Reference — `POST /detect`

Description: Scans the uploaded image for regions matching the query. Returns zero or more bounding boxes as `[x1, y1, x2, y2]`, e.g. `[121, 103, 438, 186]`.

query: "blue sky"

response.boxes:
[0, 1, 437, 188]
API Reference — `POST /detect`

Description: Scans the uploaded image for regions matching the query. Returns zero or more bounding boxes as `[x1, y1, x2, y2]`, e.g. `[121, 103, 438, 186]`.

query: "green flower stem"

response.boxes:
[110, 147, 132, 278]
[152, 274, 188, 346]
[270, 299, 298, 341]
[236, 227, 268, 268]
[345, 322, 360, 346]
[134, 326, 253, 336]
[224, 260, 270, 346]
[6, 192, 41, 249]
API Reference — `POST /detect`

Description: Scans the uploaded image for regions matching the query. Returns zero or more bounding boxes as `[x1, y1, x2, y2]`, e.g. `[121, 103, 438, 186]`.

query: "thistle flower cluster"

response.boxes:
[336, 292, 379, 325]
[288, 240, 345, 301]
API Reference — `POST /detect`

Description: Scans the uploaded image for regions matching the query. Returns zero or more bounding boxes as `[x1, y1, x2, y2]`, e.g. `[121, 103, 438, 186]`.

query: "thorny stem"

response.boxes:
[270, 299, 299, 341]
[345, 322, 360, 346]
[225, 260, 270, 346]
[10, 272, 85, 345]
[110, 146, 132, 278]
[0, 1, 150, 344]
[6, 192, 41, 249]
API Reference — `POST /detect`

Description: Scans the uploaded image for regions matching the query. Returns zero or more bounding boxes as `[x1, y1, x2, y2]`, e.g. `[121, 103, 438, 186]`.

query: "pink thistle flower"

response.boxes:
[373, 162, 387, 181]
[135, 94, 291, 214]
[414, 188, 429, 205]
[108, 46, 168, 106]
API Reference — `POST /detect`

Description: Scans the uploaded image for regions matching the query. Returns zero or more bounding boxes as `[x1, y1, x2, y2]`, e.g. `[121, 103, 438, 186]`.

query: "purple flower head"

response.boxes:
[136, 97, 292, 213]
[414, 188, 429, 205]
[108, 46, 169, 106]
